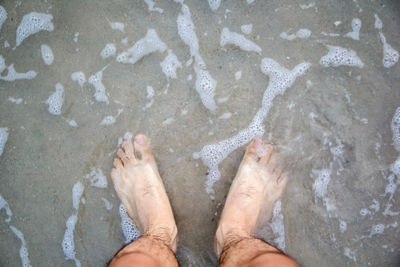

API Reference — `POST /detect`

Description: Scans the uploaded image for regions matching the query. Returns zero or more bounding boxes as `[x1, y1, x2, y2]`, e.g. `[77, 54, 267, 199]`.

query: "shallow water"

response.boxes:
[0, 0, 399, 266]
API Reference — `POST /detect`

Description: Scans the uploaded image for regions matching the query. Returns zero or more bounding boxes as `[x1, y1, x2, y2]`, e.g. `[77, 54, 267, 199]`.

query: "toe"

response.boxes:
[267, 154, 283, 175]
[259, 144, 273, 165]
[122, 140, 135, 160]
[113, 158, 123, 169]
[134, 134, 154, 161]
[244, 138, 263, 162]
[117, 148, 128, 165]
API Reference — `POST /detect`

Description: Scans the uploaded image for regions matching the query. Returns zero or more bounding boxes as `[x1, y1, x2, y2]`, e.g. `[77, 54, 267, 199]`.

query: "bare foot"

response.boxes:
[111, 134, 178, 251]
[215, 138, 288, 257]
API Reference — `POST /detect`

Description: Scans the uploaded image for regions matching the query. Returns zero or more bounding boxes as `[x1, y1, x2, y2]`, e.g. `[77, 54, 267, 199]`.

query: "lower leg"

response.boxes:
[215, 139, 298, 267]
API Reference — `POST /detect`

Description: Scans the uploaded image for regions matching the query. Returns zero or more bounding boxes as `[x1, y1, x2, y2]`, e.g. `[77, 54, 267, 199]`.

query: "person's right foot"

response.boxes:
[111, 134, 178, 251]
[215, 138, 288, 256]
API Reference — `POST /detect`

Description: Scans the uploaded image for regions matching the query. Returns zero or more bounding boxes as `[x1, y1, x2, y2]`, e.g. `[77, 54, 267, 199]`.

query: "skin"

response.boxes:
[109, 134, 298, 267]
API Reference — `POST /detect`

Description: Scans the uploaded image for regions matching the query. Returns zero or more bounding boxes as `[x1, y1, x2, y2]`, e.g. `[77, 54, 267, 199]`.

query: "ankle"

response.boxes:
[146, 224, 178, 252]
[215, 224, 250, 257]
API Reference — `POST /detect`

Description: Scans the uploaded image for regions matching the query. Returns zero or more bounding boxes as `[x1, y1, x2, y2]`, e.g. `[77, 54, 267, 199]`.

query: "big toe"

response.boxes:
[134, 134, 153, 161]
[244, 138, 271, 162]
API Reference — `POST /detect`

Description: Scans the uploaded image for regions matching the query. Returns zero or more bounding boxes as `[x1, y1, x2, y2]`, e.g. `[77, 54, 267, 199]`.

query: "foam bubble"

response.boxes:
[8, 97, 23, 104]
[119, 204, 140, 243]
[219, 112, 232, 119]
[101, 198, 113, 210]
[344, 247, 357, 262]
[40, 44, 54, 65]
[72, 181, 84, 210]
[62, 214, 81, 267]
[0, 56, 37, 81]
[146, 85, 154, 98]
[160, 49, 182, 79]
[374, 14, 382, 30]
[0, 193, 13, 222]
[110, 22, 124, 32]
[71, 71, 86, 87]
[144, 0, 164, 13]
[100, 109, 122, 125]
[319, 45, 364, 68]
[241, 24, 253, 35]
[85, 168, 107, 188]
[371, 224, 385, 235]
[16, 12, 54, 47]
[207, 0, 221, 11]
[199, 58, 310, 194]
[0, 127, 9, 157]
[235, 70, 242, 80]
[379, 32, 399, 68]
[67, 119, 78, 127]
[339, 220, 347, 233]
[88, 68, 109, 104]
[299, 2, 315, 9]
[269, 200, 286, 251]
[100, 43, 116, 59]
[73, 32, 79, 43]
[280, 28, 311, 40]
[9, 225, 32, 267]
[176, 3, 217, 111]
[0, 5, 7, 30]
[116, 29, 167, 65]
[220, 27, 261, 54]
[162, 117, 175, 126]
[345, 18, 362, 40]
[45, 83, 64, 115]
[247, 0, 255, 3]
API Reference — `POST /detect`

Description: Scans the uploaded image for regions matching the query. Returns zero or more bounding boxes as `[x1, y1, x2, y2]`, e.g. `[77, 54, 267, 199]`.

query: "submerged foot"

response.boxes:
[111, 134, 178, 251]
[215, 138, 288, 257]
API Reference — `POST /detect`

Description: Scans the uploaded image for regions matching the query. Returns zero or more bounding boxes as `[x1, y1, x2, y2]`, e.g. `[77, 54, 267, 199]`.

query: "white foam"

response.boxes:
[4, 40, 10, 48]
[280, 29, 311, 40]
[345, 18, 361, 40]
[144, 0, 164, 13]
[160, 49, 182, 79]
[146, 85, 154, 98]
[62, 214, 81, 267]
[374, 14, 382, 30]
[0, 5, 7, 30]
[85, 168, 108, 188]
[371, 224, 385, 235]
[312, 168, 331, 199]
[220, 27, 261, 54]
[100, 43, 116, 59]
[198, 58, 311, 194]
[119, 204, 140, 243]
[207, 0, 221, 11]
[391, 108, 400, 152]
[0, 56, 37, 81]
[8, 97, 23, 104]
[9, 225, 32, 267]
[40, 44, 54, 65]
[247, 0, 255, 3]
[72, 181, 84, 210]
[71, 71, 86, 87]
[344, 247, 357, 262]
[0, 193, 12, 222]
[270, 200, 286, 251]
[299, 2, 315, 9]
[176, 3, 217, 111]
[88, 67, 109, 104]
[110, 22, 125, 32]
[45, 83, 64, 115]
[334, 21, 342, 27]
[320, 45, 364, 68]
[116, 29, 167, 64]
[101, 198, 113, 210]
[219, 112, 232, 119]
[121, 37, 128, 45]
[379, 32, 399, 68]
[0, 127, 8, 158]
[67, 120, 78, 127]
[100, 109, 123, 125]
[117, 132, 133, 146]
[16, 12, 54, 47]
[241, 24, 253, 35]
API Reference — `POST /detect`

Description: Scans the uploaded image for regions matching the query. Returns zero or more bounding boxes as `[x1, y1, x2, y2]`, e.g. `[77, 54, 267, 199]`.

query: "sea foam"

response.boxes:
[45, 83, 64, 115]
[0, 127, 8, 157]
[41, 44, 54, 65]
[320, 45, 364, 68]
[221, 27, 261, 54]
[16, 12, 54, 47]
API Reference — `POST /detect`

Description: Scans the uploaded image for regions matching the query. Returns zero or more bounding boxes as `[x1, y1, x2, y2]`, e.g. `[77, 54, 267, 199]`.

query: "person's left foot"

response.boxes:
[111, 134, 178, 251]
